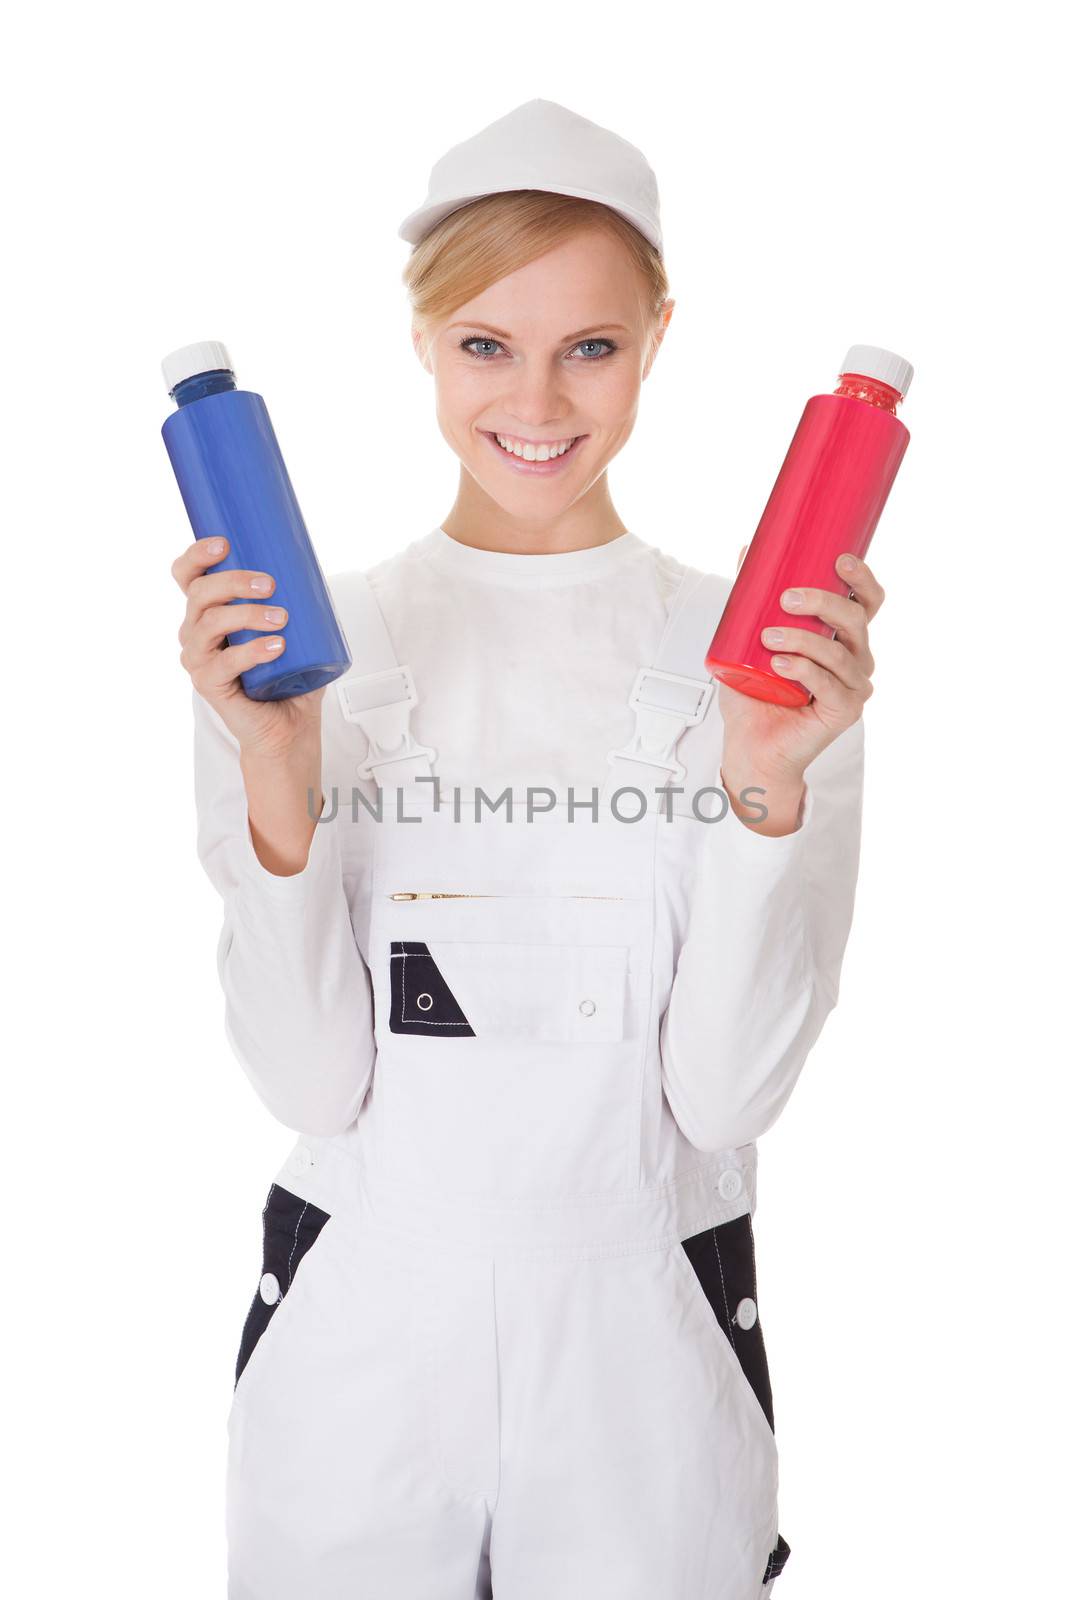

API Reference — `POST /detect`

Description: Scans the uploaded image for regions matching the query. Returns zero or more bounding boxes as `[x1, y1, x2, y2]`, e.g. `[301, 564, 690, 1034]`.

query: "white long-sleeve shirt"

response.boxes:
[192, 525, 864, 1152]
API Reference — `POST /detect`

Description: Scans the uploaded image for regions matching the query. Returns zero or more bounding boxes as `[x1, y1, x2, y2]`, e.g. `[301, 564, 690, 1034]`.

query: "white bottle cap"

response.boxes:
[838, 344, 915, 400]
[839, 344, 913, 398]
[161, 340, 235, 394]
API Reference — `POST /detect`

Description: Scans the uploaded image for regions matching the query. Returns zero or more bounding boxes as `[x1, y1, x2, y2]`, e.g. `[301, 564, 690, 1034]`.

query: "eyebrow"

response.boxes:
[446, 322, 629, 342]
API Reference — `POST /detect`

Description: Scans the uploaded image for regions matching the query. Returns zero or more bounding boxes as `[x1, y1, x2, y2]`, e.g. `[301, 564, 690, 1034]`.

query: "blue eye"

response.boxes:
[458, 335, 618, 362]
[460, 337, 502, 360]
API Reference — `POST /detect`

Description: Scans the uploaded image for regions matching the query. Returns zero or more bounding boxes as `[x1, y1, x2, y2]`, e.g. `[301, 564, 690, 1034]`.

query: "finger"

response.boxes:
[171, 535, 232, 593]
[761, 624, 869, 691]
[834, 553, 885, 621]
[778, 582, 873, 657]
[180, 600, 288, 663]
[185, 631, 286, 696]
[736, 542, 749, 573]
[767, 648, 868, 718]
[186, 566, 278, 624]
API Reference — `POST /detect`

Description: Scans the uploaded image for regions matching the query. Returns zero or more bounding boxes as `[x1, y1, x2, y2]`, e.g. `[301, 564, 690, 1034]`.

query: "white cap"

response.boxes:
[161, 340, 234, 394]
[397, 97, 662, 253]
[839, 344, 914, 398]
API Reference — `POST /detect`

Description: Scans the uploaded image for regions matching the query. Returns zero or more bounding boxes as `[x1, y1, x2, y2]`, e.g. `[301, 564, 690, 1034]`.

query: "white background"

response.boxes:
[5, 2, 1062, 1594]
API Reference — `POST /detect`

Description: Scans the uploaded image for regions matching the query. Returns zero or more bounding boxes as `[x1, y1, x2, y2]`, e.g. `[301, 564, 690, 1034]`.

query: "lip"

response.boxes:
[478, 429, 588, 476]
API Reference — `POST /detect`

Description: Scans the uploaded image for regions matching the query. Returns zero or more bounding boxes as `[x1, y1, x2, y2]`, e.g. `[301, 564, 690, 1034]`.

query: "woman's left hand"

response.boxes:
[718, 549, 884, 787]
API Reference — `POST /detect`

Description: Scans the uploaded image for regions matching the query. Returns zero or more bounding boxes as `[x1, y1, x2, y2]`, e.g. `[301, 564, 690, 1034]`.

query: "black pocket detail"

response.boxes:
[680, 1211, 775, 1433]
[389, 941, 476, 1036]
[234, 1182, 332, 1389]
[763, 1532, 791, 1583]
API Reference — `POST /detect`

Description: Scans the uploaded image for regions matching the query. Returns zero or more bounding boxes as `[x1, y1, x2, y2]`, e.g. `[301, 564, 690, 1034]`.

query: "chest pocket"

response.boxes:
[389, 938, 629, 1045]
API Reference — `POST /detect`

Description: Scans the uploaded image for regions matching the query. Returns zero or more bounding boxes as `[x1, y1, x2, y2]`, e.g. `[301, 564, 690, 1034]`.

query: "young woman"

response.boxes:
[173, 99, 875, 1599]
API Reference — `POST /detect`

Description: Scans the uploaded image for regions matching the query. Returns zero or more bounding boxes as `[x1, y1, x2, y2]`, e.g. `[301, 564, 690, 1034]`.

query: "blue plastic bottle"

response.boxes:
[161, 340, 351, 700]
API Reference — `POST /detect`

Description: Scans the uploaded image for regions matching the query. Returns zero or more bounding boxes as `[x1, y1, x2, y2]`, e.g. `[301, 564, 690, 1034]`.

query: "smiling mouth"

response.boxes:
[480, 430, 587, 464]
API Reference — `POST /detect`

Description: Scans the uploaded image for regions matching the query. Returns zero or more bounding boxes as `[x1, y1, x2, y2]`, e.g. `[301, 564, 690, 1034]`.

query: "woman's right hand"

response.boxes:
[172, 534, 326, 760]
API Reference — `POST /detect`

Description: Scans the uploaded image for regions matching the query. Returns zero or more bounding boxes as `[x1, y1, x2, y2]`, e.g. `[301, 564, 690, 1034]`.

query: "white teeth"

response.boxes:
[494, 433, 576, 460]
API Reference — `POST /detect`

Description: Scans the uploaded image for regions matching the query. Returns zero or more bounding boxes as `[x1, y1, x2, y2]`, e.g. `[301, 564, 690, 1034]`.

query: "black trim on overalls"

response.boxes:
[234, 1183, 332, 1389]
[389, 941, 476, 1036]
[680, 1211, 775, 1432]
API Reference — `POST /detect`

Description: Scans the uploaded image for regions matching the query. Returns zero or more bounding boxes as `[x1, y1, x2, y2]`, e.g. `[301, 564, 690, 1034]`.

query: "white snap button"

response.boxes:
[288, 1145, 311, 1174]
[717, 1169, 744, 1200]
[259, 1271, 281, 1306]
[735, 1296, 758, 1331]
[578, 998, 597, 1016]
[416, 993, 434, 1010]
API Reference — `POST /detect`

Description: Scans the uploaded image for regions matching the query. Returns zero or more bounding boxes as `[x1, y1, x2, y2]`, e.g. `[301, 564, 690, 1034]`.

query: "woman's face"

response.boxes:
[415, 227, 672, 520]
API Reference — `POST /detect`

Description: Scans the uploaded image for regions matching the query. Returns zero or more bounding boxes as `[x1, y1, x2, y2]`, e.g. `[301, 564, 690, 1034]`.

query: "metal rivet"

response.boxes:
[578, 998, 597, 1016]
[416, 992, 433, 1010]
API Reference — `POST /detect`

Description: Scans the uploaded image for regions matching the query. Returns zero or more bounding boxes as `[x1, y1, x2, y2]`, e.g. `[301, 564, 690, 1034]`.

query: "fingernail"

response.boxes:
[771, 655, 792, 671]
[838, 554, 856, 572]
[249, 576, 271, 592]
[763, 627, 785, 645]
[263, 608, 286, 624]
[208, 537, 226, 555]
[781, 589, 804, 608]
[264, 637, 285, 652]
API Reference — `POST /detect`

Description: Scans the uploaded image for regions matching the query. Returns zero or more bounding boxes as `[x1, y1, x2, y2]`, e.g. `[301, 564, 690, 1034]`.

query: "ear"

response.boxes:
[411, 324, 433, 374]
[643, 298, 675, 379]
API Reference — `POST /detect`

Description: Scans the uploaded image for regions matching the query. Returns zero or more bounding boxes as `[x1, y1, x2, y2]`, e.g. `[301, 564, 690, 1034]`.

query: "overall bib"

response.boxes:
[225, 566, 790, 1599]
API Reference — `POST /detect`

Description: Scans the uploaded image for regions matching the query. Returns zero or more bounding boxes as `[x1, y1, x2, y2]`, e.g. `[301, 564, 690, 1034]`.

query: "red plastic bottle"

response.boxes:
[706, 344, 914, 707]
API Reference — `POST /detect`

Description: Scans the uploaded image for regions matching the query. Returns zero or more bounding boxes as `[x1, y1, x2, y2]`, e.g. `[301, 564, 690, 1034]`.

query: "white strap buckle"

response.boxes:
[629, 666, 715, 724]
[607, 667, 716, 785]
[335, 665, 437, 782]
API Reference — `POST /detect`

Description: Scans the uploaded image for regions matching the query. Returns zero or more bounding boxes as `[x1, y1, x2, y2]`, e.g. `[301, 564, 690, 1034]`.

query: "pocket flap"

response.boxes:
[429, 940, 629, 1044]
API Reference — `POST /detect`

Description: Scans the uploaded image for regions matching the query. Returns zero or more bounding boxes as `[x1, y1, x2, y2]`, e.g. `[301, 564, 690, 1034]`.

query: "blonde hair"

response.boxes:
[401, 189, 670, 349]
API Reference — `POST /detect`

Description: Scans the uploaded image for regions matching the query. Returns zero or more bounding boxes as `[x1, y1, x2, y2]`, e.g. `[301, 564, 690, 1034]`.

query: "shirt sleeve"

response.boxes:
[191, 685, 377, 1136]
[659, 714, 865, 1152]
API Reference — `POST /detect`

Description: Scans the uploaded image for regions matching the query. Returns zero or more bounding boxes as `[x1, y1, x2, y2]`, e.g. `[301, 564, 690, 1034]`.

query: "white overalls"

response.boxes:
[225, 564, 792, 1598]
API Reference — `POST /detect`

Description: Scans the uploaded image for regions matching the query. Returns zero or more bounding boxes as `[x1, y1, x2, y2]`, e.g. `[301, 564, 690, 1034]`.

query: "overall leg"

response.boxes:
[489, 1241, 781, 1600]
[226, 1209, 493, 1600]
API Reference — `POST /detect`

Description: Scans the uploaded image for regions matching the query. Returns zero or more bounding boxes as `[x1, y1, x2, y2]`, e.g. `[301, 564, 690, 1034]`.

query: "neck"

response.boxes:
[440, 468, 628, 555]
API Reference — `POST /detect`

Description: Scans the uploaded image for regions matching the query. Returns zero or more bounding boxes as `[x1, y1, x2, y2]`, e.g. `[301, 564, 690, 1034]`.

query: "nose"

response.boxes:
[502, 356, 571, 432]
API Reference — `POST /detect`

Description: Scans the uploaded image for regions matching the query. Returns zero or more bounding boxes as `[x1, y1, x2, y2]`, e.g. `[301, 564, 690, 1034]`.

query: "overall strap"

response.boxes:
[329, 571, 437, 789]
[605, 567, 725, 798]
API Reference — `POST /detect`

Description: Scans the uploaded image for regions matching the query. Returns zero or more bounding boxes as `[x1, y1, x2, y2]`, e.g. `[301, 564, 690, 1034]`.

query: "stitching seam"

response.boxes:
[286, 1200, 309, 1290]
[712, 1227, 737, 1350]
[395, 948, 471, 1027]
